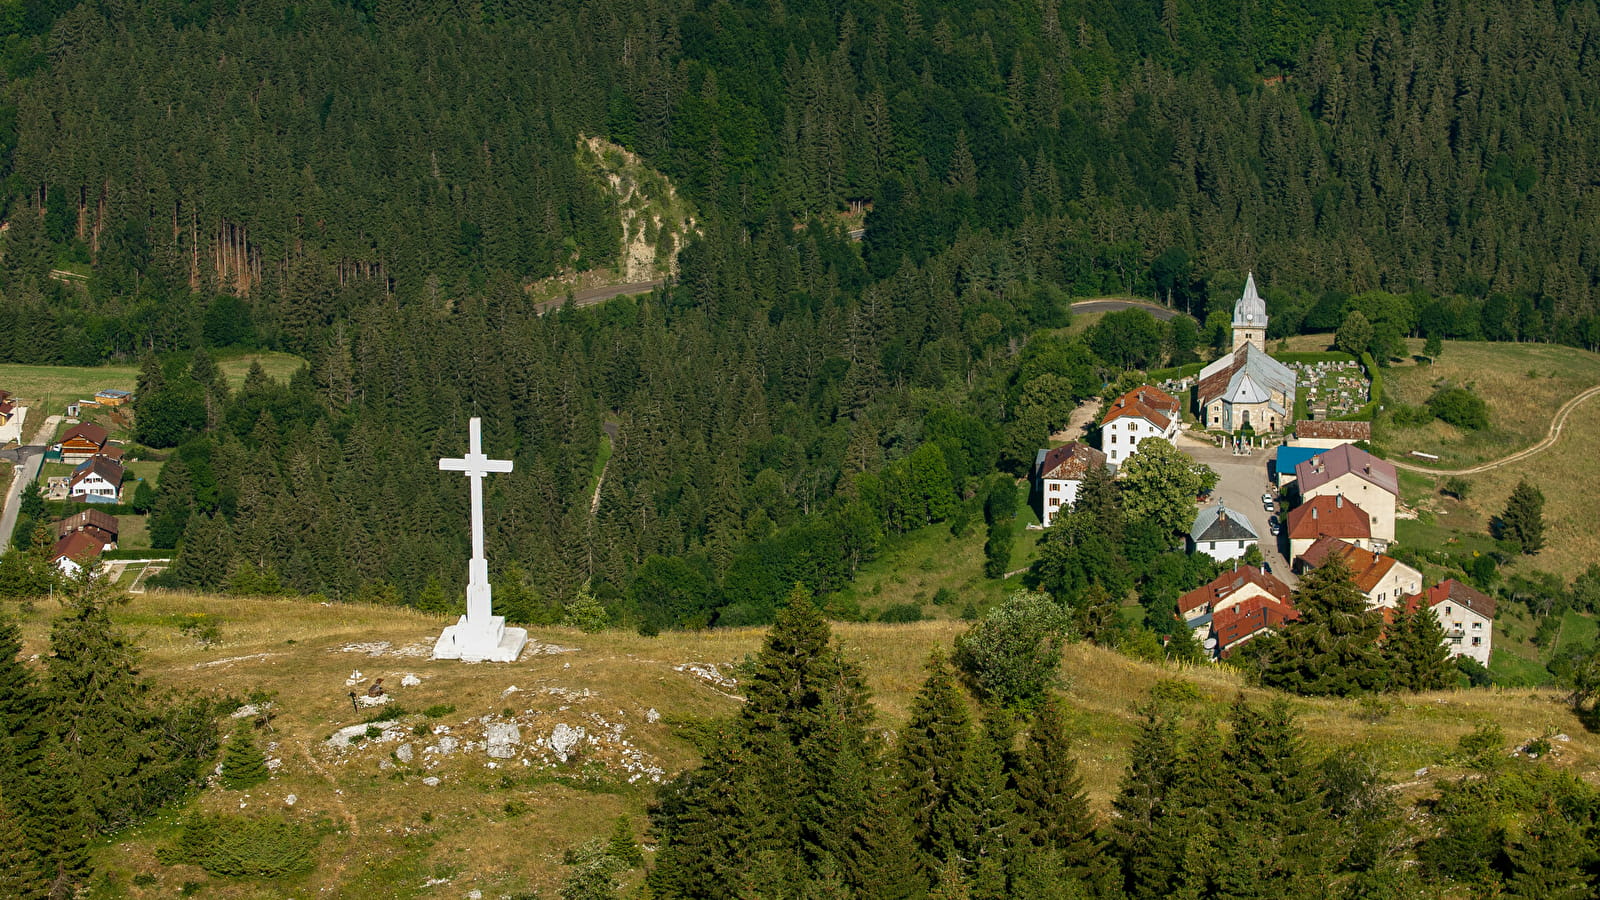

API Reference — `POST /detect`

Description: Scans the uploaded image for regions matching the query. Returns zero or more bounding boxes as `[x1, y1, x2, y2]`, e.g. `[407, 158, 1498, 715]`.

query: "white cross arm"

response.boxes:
[439, 457, 515, 474]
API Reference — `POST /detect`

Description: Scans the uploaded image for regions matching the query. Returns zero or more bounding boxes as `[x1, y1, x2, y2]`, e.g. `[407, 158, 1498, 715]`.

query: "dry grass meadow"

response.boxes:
[5, 589, 1595, 898]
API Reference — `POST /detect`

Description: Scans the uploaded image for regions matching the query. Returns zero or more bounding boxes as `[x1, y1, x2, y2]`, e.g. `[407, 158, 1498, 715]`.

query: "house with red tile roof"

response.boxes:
[55, 509, 120, 548]
[1100, 385, 1181, 469]
[1285, 494, 1372, 559]
[1295, 537, 1423, 609]
[1033, 442, 1107, 527]
[1294, 444, 1398, 546]
[1212, 595, 1300, 658]
[1399, 580, 1496, 668]
[1176, 564, 1296, 659]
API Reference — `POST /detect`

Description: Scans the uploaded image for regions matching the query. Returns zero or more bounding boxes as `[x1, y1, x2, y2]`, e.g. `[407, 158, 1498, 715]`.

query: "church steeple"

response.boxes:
[1231, 271, 1268, 353]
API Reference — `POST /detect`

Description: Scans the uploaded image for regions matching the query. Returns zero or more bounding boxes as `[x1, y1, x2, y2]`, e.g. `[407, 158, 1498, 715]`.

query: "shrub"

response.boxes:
[952, 589, 1070, 707]
[423, 704, 456, 719]
[877, 603, 924, 623]
[160, 815, 318, 877]
[1427, 385, 1490, 430]
[1388, 403, 1434, 427]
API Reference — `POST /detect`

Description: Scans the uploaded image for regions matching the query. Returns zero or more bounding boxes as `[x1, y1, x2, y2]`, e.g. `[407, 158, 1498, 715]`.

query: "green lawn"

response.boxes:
[0, 352, 304, 416]
[123, 459, 161, 487]
[118, 514, 151, 551]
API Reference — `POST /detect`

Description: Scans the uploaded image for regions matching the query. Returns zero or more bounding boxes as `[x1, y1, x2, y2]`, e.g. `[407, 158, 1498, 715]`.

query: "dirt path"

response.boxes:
[534, 279, 664, 315]
[1393, 383, 1600, 476]
[1068, 297, 1189, 321]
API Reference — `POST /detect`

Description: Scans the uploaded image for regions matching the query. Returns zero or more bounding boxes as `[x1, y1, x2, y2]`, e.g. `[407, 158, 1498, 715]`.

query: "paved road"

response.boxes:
[1069, 298, 1189, 321]
[1179, 432, 1297, 585]
[1393, 383, 1600, 476]
[534, 279, 664, 315]
[0, 447, 45, 546]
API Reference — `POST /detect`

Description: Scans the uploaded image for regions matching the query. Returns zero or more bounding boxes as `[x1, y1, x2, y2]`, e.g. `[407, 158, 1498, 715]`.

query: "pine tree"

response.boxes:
[220, 725, 269, 790]
[1011, 697, 1110, 892]
[1207, 700, 1328, 898]
[1502, 808, 1592, 900]
[1498, 479, 1546, 554]
[606, 815, 643, 868]
[848, 778, 928, 900]
[1383, 602, 1452, 692]
[1253, 554, 1389, 695]
[0, 786, 46, 900]
[897, 652, 975, 866]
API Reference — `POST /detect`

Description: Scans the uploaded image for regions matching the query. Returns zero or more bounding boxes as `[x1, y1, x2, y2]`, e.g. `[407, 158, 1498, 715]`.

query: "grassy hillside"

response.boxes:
[0, 353, 305, 418]
[1379, 339, 1600, 469]
[7, 590, 1597, 898]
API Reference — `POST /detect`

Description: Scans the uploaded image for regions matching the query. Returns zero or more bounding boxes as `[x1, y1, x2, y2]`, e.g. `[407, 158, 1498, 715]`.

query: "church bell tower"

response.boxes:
[1232, 271, 1268, 353]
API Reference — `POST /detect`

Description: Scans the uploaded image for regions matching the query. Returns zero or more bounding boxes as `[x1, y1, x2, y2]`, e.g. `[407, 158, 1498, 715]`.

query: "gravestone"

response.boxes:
[432, 417, 529, 663]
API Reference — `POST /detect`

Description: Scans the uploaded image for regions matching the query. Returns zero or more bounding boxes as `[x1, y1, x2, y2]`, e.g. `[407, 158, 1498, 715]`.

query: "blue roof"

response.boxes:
[1275, 446, 1323, 477]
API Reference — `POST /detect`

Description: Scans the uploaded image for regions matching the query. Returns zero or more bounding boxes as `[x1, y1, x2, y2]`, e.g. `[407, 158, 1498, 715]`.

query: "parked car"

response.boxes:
[1262, 497, 1275, 513]
[1268, 518, 1281, 536]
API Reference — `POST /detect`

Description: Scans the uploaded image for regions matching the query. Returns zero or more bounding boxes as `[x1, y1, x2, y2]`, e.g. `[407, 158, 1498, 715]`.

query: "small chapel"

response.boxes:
[1196, 273, 1296, 433]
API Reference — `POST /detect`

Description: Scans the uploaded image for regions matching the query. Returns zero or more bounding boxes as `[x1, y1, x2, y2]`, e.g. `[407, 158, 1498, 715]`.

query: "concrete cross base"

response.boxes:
[432, 615, 528, 663]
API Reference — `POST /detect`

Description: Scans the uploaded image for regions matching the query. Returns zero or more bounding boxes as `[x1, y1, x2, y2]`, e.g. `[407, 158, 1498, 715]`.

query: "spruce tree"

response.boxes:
[1498, 479, 1546, 554]
[1501, 808, 1592, 900]
[1383, 603, 1452, 692]
[1011, 697, 1110, 893]
[897, 651, 975, 866]
[220, 725, 269, 790]
[1207, 700, 1328, 898]
[0, 784, 46, 899]
[606, 815, 643, 868]
[1254, 554, 1389, 695]
[848, 778, 928, 900]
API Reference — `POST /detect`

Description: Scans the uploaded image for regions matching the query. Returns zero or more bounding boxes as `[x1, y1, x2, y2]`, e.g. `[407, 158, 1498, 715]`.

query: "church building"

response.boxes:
[1196, 273, 1296, 433]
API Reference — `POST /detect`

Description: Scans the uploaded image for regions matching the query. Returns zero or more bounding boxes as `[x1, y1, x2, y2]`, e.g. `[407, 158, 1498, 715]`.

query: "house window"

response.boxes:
[1471, 637, 1482, 647]
[1111, 435, 1117, 444]
[1472, 622, 1482, 629]
[1050, 499, 1060, 508]
[1208, 542, 1215, 550]
[1445, 606, 1453, 615]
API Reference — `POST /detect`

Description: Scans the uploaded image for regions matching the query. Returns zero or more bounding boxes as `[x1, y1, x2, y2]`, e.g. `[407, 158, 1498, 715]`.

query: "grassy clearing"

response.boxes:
[5, 589, 1595, 896]
[1377, 339, 1600, 469]
[118, 514, 150, 551]
[0, 352, 303, 417]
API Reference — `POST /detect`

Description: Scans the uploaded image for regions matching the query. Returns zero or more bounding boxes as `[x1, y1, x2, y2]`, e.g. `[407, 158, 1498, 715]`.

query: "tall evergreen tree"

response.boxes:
[1252, 555, 1388, 696]
[1497, 479, 1546, 554]
[897, 651, 976, 868]
[0, 785, 46, 900]
[1011, 696, 1110, 894]
[1501, 808, 1592, 900]
[220, 725, 269, 790]
[1382, 602, 1453, 692]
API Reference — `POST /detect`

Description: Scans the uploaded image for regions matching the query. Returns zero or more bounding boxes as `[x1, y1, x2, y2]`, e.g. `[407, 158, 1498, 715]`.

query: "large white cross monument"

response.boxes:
[432, 417, 529, 662]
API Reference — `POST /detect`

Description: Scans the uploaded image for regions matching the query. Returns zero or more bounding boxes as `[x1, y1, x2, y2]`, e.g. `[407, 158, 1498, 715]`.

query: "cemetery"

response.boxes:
[1290, 359, 1371, 420]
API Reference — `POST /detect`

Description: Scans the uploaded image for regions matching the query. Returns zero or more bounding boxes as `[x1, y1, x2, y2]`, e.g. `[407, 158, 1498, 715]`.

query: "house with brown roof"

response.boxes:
[1295, 537, 1422, 609]
[1033, 442, 1107, 527]
[1212, 595, 1300, 658]
[0, 392, 14, 426]
[1176, 564, 1297, 659]
[1402, 580, 1496, 668]
[50, 531, 104, 576]
[1293, 443, 1398, 546]
[1290, 420, 1371, 449]
[1100, 385, 1181, 469]
[1285, 494, 1373, 559]
[68, 457, 123, 504]
[57, 423, 109, 462]
[55, 509, 119, 548]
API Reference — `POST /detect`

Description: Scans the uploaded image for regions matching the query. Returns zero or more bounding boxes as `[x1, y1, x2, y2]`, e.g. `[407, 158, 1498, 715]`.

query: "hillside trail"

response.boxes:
[1391, 383, 1600, 476]
[295, 736, 362, 884]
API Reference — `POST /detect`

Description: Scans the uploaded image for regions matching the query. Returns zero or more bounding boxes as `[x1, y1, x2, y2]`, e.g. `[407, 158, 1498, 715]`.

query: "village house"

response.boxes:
[1273, 445, 1324, 487]
[1293, 443, 1398, 547]
[1188, 501, 1259, 562]
[69, 457, 124, 504]
[0, 389, 15, 426]
[1176, 564, 1297, 659]
[1196, 274, 1296, 433]
[1211, 595, 1300, 659]
[1403, 579, 1496, 668]
[1295, 536, 1423, 609]
[1100, 385, 1181, 469]
[55, 508, 120, 549]
[57, 422, 109, 462]
[1033, 442, 1107, 527]
[51, 531, 104, 576]
[1285, 494, 1373, 559]
[94, 389, 132, 407]
[1290, 420, 1372, 450]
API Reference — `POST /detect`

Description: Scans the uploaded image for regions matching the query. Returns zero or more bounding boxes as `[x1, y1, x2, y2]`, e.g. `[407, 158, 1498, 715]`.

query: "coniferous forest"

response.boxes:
[4, 0, 1600, 895]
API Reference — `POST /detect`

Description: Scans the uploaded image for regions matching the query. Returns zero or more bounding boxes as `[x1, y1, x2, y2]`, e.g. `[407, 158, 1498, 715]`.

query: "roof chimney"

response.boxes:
[1364, 464, 1371, 474]
[1336, 494, 1343, 508]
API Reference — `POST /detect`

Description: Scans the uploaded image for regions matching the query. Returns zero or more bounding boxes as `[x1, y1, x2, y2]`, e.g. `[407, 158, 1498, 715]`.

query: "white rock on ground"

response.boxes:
[395, 743, 414, 764]
[549, 723, 586, 762]
[401, 674, 422, 687]
[422, 776, 440, 787]
[486, 723, 521, 759]
[325, 721, 396, 749]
